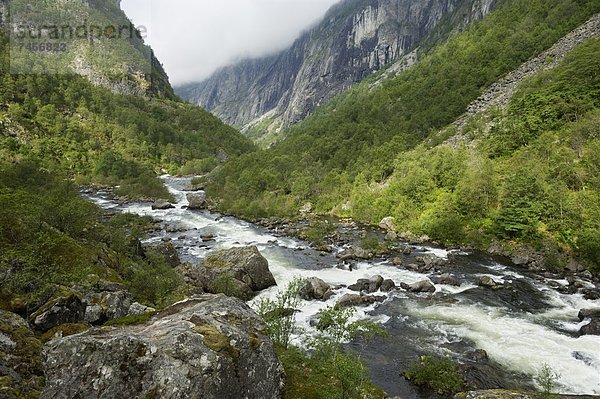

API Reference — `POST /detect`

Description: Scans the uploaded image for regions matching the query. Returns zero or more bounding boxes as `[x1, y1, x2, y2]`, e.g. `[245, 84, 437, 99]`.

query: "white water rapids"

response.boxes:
[89, 177, 600, 396]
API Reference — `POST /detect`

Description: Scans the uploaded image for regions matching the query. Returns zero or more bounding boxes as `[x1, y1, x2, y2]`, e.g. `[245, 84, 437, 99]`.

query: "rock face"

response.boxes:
[41, 295, 284, 399]
[30, 292, 86, 332]
[177, 0, 497, 140]
[178, 246, 276, 300]
[83, 290, 132, 325]
[0, 310, 44, 397]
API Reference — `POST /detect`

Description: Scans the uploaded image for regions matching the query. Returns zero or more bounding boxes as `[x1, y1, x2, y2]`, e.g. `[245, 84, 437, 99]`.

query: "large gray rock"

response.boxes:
[83, 290, 132, 325]
[187, 192, 207, 210]
[41, 295, 284, 399]
[337, 293, 385, 308]
[151, 200, 174, 210]
[300, 277, 333, 301]
[30, 290, 85, 332]
[179, 246, 276, 300]
[402, 280, 436, 293]
[431, 273, 461, 287]
[0, 310, 44, 397]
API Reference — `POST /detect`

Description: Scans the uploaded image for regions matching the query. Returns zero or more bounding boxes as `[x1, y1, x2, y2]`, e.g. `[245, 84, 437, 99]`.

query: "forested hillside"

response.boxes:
[0, 32, 254, 199]
[207, 0, 600, 271]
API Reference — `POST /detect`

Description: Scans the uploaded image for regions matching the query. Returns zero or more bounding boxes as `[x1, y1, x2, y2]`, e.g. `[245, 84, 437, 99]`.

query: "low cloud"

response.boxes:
[122, 0, 341, 85]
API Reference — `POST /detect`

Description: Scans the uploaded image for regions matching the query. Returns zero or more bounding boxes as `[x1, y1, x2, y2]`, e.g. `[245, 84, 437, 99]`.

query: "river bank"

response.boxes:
[84, 176, 600, 397]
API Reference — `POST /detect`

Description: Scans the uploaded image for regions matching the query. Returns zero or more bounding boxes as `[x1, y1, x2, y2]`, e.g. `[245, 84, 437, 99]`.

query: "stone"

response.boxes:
[430, 273, 461, 287]
[83, 291, 132, 325]
[368, 275, 384, 293]
[0, 310, 44, 398]
[392, 257, 403, 266]
[30, 291, 85, 332]
[582, 289, 600, 300]
[348, 279, 370, 292]
[178, 246, 276, 300]
[299, 277, 333, 301]
[299, 202, 313, 214]
[380, 279, 396, 292]
[127, 302, 156, 317]
[580, 319, 600, 336]
[478, 276, 499, 288]
[406, 280, 436, 293]
[41, 295, 284, 399]
[187, 192, 207, 210]
[151, 200, 174, 210]
[337, 293, 385, 308]
[379, 217, 396, 232]
[578, 308, 600, 321]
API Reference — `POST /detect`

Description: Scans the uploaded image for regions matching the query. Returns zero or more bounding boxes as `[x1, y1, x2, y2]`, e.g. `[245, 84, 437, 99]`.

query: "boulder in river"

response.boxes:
[379, 217, 396, 232]
[348, 279, 370, 292]
[368, 275, 384, 293]
[151, 200, 174, 210]
[178, 246, 276, 300]
[431, 273, 461, 287]
[41, 295, 284, 399]
[187, 192, 207, 210]
[478, 276, 500, 288]
[380, 279, 396, 292]
[401, 280, 436, 293]
[580, 319, 600, 336]
[300, 277, 333, 301]
[0, 310, 45, 397]
[578, 308, 600, 321]
[337, 293, 385, 308]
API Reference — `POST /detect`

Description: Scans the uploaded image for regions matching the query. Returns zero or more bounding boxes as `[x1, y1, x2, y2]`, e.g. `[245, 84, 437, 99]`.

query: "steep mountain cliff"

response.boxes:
[177, 0, 497, 142]
[1, 0, 174, 99]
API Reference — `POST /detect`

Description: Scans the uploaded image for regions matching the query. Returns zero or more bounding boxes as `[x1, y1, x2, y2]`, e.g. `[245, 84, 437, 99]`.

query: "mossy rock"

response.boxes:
[40, 323, 90, 344]
[0, 310, 45, 397]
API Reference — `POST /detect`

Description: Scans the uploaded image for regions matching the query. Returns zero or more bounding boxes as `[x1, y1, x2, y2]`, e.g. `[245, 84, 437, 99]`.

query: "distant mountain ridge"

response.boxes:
[177, 0, 498, 143]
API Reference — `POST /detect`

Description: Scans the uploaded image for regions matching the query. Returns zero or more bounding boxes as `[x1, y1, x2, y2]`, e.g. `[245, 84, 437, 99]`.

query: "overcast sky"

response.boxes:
[121, 0, 341, 86]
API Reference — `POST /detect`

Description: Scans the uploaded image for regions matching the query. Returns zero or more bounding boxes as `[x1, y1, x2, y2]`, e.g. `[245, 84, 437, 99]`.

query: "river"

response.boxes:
[88, 177, 600, 397]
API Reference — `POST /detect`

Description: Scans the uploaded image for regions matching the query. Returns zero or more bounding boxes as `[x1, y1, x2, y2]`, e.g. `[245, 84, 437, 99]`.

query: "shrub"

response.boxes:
[404, 356, 466, 396]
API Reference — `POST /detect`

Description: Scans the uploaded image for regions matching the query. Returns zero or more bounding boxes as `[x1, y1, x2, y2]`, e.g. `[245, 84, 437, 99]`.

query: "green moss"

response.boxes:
[40, 323, 90, 343]
[191, 317, 239, 359]
[103, 312, 156, 327]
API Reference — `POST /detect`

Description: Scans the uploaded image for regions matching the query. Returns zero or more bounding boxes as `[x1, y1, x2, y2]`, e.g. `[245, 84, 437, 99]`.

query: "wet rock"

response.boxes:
[578, 308, 600, 321]
[368, 275, 384, 293]
[145, 241, 181, 268]
[41, 295, 284, 399]
[466, 349, 489, 362]
[403, 280, 436, 293]
[83, 291, 132, 325]
[392, 257, 403, 266]
[178, 246, 276, 300]
[380, 279, 396, 292]
[402, 246, 413, 255]
[337, 246, 372, 261]
[379, 217, 396, 232]
[201, 234, 216, 242]
[580, 319, 600, 336]
[30, 290, 85, 332]
[431, 273, 461, 287]
[348, 279, 370, 292]
[300, 277, 333, 301]
[337, 293, 385, 308]
[582, 289, 600, 300]
[0, 310, 44, 397]
[151, 200, 174, 210]
[416, 254, 448, 269]
[478, 276, 500, 288]
[187, 192, 207, 210]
